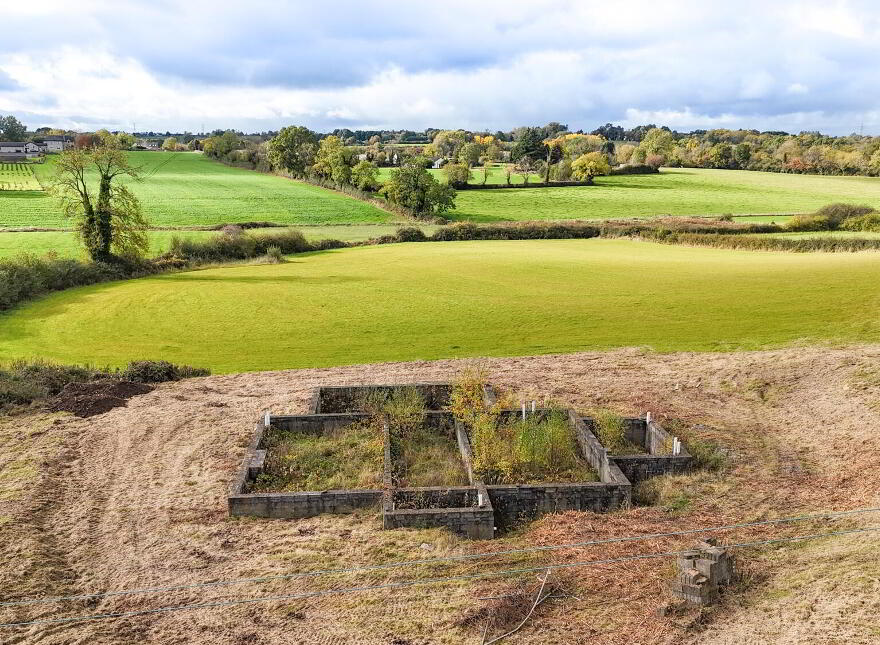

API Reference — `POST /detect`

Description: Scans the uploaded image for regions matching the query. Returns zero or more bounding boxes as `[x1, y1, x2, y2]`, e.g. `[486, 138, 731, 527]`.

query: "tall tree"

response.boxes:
[267, 126, 317, 176]
[50, 146, 148, 262]
[382, 157, 456, 217]
[0, 115, 26, 141]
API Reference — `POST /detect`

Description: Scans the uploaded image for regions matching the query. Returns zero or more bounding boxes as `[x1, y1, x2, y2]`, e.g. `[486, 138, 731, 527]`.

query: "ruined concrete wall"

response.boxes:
[487, 483, 630, 532]
[229, 489, 383, 519]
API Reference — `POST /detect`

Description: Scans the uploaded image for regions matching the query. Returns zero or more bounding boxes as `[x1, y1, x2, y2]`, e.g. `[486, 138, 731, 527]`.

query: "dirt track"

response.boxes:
[2, 346, 880, 644]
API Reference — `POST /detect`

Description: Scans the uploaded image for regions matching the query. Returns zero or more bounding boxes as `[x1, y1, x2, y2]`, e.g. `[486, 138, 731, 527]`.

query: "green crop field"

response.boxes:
[0, 224, 440, 260]
[2, 239, 879, 373]
[0, 151, 392, 228]
[0, 163, 43, 191]
[444, 168, 880, 222]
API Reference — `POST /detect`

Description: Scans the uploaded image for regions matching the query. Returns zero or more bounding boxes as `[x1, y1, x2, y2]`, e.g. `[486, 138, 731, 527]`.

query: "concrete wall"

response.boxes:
[229, 489, 383, 518]
[487, 483, 630, 532]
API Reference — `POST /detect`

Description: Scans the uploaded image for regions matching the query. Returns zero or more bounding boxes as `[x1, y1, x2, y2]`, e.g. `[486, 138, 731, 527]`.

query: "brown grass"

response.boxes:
[1, 346, 880, 643]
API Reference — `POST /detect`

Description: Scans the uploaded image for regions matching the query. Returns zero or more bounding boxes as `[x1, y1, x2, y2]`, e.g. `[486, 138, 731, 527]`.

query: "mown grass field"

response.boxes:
[2, 239, 879, 372]
[0, 224, 441, 260]
[0, 152, 392, 228]
[444, 168, 880, 222]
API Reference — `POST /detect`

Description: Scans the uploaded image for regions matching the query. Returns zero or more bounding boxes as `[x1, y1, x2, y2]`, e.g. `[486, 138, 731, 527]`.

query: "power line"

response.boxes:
[2, 526, 877, 630]
[3, 506, 878, 609]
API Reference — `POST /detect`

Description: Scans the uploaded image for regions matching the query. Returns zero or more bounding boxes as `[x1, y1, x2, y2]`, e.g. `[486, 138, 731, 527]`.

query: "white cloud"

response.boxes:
[0, 0, 879, 134]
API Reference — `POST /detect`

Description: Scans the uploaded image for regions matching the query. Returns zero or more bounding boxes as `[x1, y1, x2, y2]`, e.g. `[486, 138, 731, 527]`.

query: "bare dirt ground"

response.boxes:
[2, 346, 880, 644]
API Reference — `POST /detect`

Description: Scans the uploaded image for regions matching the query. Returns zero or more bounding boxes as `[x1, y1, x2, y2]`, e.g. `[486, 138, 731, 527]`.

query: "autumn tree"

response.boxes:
[162, 137, 179, 151]
[50, 145, 148, 262]
[571, 152, 611, 183]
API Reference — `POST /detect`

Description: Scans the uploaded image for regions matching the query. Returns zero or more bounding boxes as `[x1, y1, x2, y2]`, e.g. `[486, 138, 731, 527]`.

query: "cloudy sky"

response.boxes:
[2, 0, 879, 135]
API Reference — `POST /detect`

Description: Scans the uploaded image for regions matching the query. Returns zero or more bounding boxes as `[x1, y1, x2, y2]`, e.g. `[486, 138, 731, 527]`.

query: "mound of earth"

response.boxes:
[48, 379, 154, 417]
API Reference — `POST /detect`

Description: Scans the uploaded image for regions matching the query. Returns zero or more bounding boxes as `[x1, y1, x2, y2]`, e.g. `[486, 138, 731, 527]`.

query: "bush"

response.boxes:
[394, 226, 427, 242]
[0, 358, 209, 410]
[265, 245, 284, 263]
[120, 360, 210, 383]
[840, 212, 880, 232]
[166, 228, 320, 263]
[786, 214, 833, 232]
[0, 253, 152, 313]
[815, 203, 875, 224]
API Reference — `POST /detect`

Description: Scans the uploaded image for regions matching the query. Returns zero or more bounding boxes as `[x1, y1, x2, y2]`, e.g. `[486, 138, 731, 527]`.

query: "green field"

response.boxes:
[0, 163, 43, 191]
[443, 168, 880, 222]
[0, 152, 391, 228]
[0, 224, 440, 260]
[2, 239, 879, 373]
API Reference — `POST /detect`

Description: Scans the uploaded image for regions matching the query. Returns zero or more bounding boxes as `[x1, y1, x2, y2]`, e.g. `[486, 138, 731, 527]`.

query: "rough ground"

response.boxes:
[2, 346, 880, 644]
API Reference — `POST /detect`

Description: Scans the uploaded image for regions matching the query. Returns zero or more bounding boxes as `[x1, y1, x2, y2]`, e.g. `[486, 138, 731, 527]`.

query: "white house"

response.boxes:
[42, 135, 73, 152]
[0, 142, 26, 154]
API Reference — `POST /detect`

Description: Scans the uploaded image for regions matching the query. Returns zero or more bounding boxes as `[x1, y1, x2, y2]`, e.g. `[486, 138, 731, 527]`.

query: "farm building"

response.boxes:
[0, 141, 42, 161]
[41, 135, 74, 152]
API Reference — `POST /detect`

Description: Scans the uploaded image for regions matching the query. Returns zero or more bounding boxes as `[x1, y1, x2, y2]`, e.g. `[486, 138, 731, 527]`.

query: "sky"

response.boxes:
[2, 0, 880, 135]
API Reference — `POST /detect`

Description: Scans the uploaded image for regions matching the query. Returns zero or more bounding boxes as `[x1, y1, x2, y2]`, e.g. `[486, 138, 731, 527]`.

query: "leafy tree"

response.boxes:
[49, 145, 148, 262]
[444, 162, 472, 187]
[267, 126, 317, 176]
[115, 132, 136, 150]
[571, 152, 611, 183]
[351, 160, 379, 191]
[638, 128, 675, 158]
[381, 157, 456, 217]
[458, 142, 481, 167]
[510, 127, 545, 162]
[0, 115, 26, 141]
[162, 137, 179, 151]
[313, 135, 352, 184]
[431, 130, 469, 158]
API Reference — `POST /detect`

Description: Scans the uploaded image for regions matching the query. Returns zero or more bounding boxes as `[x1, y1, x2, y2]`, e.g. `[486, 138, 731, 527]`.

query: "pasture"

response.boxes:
[0, 151, 392, 228]
[2, 239, 879, 372]
[0, 224, 440, 260]
[446, 168, 880, 221]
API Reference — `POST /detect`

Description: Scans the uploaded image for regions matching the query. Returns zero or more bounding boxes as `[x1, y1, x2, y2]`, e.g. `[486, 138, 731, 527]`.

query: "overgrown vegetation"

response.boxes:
[592, 409, 643, 455]
[253, 420, 384, 492]
[449, 369, 595, 484]
[0, 358, 209, 411]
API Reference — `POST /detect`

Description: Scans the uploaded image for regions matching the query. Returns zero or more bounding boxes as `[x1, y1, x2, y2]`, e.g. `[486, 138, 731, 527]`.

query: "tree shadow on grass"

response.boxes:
[160, 273, 369, 284]
[0, 191, 46, 199]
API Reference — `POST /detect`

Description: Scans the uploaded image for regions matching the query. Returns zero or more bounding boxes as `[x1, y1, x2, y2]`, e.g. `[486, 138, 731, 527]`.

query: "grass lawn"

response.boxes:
[0, 151, 391, 228]
[0, 224, 441, 260]
[2, 239, 879, 372]
[445, 168, 880, 222]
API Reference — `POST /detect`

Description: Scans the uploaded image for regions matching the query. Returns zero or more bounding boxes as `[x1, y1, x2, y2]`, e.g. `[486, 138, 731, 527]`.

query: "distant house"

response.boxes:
[0, 141, 40, 161]
[136, 139, 160, 150]
[41, 135, 74, 152]
[432, 157, 447, 169]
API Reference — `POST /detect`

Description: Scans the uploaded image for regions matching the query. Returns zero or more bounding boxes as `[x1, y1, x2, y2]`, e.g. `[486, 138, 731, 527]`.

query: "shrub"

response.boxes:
[166, 228, 319, 263]
[394, 226, 427, 243]
[0, 358, 209, 410]
[840, 212, 880, 232]
[120, 360, 210, 383]
[265, 245, 284, 263]
[0, 253, 152, 313]
[815, 203, 875, 224]
[786, 214, 833, 232]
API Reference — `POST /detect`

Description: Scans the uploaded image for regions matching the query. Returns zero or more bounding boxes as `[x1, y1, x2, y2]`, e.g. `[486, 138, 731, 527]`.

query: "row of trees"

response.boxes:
[266, 126, 455, 217]
[627, 128, 880, 176]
